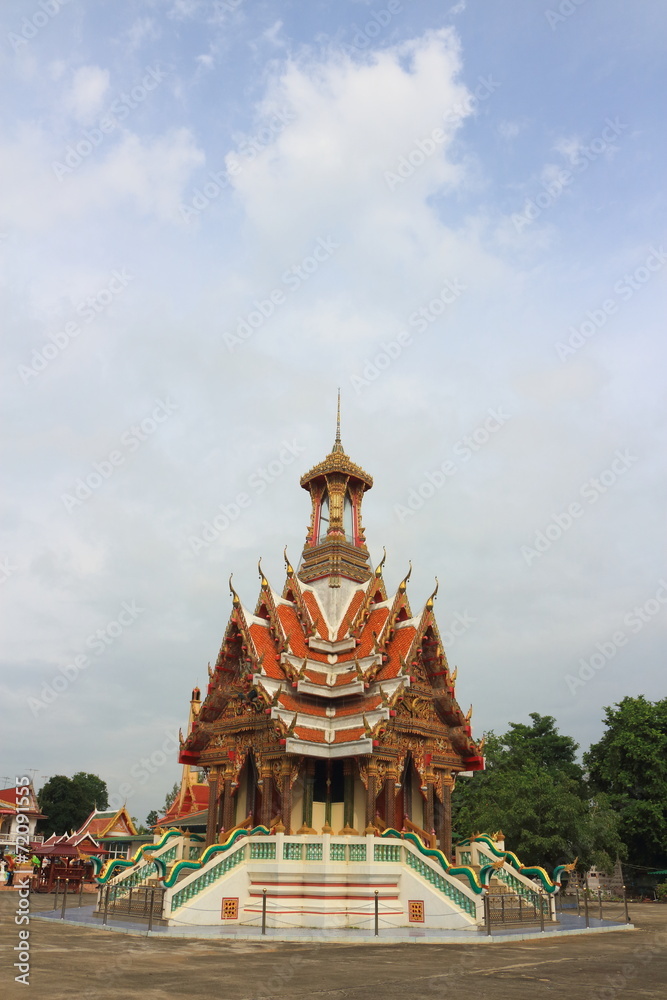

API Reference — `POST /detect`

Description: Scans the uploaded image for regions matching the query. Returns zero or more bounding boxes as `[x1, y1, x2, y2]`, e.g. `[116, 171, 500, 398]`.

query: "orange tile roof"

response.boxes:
[276, 605, 327, 662]
[248, 622, 283, 679]
[336, 589, 365, 640]
[294, 726, 326, 743]
[302, 591, 329, 640]
[278, 692, 328, 717]
[375, 624, 417, 681]
[334, 694, 382, 716]
[334, 726, 366, 743]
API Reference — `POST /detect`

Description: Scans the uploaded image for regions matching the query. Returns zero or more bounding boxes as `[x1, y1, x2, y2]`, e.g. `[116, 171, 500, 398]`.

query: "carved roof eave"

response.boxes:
[401, 603, 481, 757]
[300, 450, 373, 489]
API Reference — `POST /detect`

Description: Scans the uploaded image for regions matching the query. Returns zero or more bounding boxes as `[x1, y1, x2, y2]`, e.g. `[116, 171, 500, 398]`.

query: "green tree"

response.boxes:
[37, 772, 109, 835]
[71, 772, 108, 811]
[585, 696, 667, 870]
[453, 715, 624, 872]
[145, 809, 159, 829]
[163, 782, 179, 813]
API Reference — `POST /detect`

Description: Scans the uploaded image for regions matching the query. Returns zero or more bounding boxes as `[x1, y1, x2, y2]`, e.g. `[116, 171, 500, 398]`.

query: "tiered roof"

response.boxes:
[181, 558, 482, 766]
[180, 410, 484, 773]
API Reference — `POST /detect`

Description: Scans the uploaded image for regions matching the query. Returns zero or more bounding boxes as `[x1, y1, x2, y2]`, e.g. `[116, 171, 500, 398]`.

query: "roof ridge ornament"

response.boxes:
[426, 577, 439, 609]
[332, 387, 344, 454]
[375, 547, 387, 578]
[229, 574, 241, 608]
[399, 561, 412, 593]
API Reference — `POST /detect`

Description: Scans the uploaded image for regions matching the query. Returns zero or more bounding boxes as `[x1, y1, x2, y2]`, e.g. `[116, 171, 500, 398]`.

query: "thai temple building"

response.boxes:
[94, 409, 573, 932]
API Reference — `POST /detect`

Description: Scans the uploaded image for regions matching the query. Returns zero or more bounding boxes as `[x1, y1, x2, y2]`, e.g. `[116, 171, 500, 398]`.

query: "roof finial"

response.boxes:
[332, 388, 343, 453]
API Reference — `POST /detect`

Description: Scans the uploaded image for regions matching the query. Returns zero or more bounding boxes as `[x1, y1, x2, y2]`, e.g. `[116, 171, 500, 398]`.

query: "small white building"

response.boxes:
[0, 783, 44, 852]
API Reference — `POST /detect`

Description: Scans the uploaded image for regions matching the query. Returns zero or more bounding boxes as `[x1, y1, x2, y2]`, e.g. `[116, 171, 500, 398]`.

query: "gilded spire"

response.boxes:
[332, 388, 343, 454]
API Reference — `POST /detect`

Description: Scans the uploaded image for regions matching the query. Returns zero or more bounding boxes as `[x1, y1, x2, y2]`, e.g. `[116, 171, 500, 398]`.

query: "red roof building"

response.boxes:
[179, 406, 484, 856]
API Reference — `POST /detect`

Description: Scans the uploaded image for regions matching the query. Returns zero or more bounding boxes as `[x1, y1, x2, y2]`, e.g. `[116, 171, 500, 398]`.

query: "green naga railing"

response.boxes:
[95, 829, 204, 885]
[381, 829, 483, 895]
[167, 826, 270, 912]
[164, 826, 269, 891]
[404, 852, 477, 917]
[460, 835, 573, 894]
[379, 829, 484, 896]
[478, 851, 548, 912]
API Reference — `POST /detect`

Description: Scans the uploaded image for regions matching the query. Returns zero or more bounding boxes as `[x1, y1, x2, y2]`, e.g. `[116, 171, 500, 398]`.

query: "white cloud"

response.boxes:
[0, 126, 204, 231]
[64, 65, 111, 123]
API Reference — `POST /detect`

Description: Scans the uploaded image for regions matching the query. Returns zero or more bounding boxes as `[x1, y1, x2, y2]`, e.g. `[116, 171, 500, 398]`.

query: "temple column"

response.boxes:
[440, 771, 454, 861]
[221, 777, 234, 833]
[340, 761, 357, 833]
[298, 760, 316, 833]
[246, 759, 257, 826]
[324, 760, 333, 830]
[425, 780, 435, 835]
[403, 761, 412, 824]
[280, 760, 293, 834]
[384, 774, 396, 830]
[365, 761, 378, 830]
[260, 765, 273, 827]
[205, 768, 219, 847]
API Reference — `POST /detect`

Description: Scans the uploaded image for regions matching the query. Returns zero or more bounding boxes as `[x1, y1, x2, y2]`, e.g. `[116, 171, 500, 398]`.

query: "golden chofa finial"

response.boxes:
[258, 558, 269, 589]
[398, 561, 412, 593]
[229, 574, 241, 607]
[426, 577, 439, 608]
[283, 546, 294, 577]
[375, 547, 387, 578]
[332, 387, 344, 454]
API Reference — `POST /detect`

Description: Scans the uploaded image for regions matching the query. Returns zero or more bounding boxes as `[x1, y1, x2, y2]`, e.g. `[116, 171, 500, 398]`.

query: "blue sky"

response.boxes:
[1, 0, 665, 825]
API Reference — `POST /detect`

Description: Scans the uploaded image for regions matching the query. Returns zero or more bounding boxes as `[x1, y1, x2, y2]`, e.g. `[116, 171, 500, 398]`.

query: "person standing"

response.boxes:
[5, 853, 16, 887]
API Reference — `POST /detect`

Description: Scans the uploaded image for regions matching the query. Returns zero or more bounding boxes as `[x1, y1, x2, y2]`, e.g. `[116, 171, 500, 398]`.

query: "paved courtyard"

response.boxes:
[1, 890, 666, 999]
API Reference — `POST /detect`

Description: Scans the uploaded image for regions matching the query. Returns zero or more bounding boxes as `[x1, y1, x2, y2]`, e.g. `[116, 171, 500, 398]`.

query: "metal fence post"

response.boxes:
[261, 888, 267, 935]
[575, 883, 580, 916]
[53, 879, 59, 910]
[60, 879, 68, 919]
[484, 893, 491, 936]
[103, 885, 110, 925]
[598, 888, 603, 921]
[500, 894, 505, 922]
[78, 878, 84, 907]
[539, 891, 545, 933]
[623, 884, 630, 925]
[518, 893, 522, 921]
[374, 890, 379, 936]
[147, 889, 155, 933]
[583, 878, 590, 928]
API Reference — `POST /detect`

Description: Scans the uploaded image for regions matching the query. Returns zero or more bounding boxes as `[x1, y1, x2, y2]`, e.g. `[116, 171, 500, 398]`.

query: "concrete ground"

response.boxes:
[1, 890, 665, 1000]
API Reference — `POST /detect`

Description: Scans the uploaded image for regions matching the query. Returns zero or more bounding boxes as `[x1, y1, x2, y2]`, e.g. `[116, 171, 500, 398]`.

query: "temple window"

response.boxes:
[343, 492, 353, 542]
[318, 492, 330, 542]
